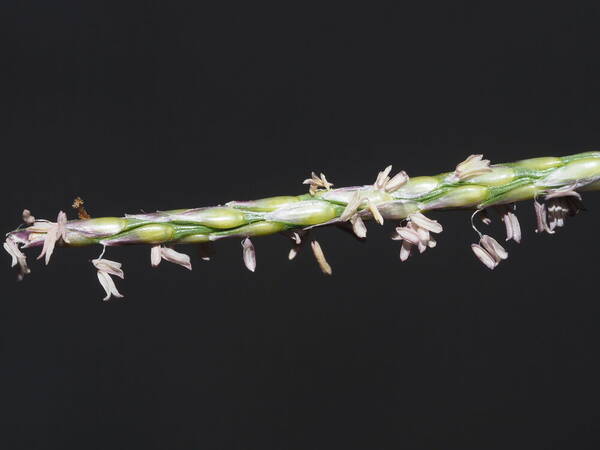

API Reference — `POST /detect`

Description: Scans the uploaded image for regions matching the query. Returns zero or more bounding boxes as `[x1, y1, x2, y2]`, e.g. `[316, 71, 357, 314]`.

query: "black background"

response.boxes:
[2, 2, 600, 449]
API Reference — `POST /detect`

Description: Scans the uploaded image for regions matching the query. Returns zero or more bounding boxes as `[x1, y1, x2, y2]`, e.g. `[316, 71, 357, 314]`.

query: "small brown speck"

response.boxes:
[72, 196, 91, 219]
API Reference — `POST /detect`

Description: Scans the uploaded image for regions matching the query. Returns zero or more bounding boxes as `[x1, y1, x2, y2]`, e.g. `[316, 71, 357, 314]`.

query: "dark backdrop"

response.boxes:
[2, 2, 600, 449]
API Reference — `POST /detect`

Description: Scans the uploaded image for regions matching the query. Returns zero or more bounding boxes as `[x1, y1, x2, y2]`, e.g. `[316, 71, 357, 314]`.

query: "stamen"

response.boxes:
[310, 240, 332, 275]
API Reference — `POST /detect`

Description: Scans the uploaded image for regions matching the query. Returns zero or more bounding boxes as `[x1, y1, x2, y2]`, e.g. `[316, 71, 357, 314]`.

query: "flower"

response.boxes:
[241, 237, 256, 272]
[92, 258, 124, 301]
[534, 187, 585, 234]
[288, 247, 299, 260]
[544, 184, 582, 201]
[288, 233, 300, 260]
[534, 200, 553, 234]
[479, 209, 492, 225]
[410, 212, 443, 233]
[340, 191, 363, 222]
[22, 209, 35, 225]
[290, 232, 302, 245]
[303, 172, 333, 195]
[310, 240, 332, 275]
[384, 171, 409, 193]
[3, 237, 30, 280]
[471, 234, 508, 270]
[339, 191, 377, 237]
[35, 211, 69, 265]
[471, 244, 497, 270]
[71, 196, 91, 220]
[349, 215, 367, 239]
[547, 200, 569, 230]
[287, 231, 308, 260]
[449, 154, 492, 182]
[546, 198, 582, 232]
[150, 245, 192, 270]
[392, 212, 442, 261]
[374, 165, 392, 190]
[367, 199, 384, 225]
[494, 205, 522, 243]
[373, 165, 409, 192]
[339, 190, 383, 236]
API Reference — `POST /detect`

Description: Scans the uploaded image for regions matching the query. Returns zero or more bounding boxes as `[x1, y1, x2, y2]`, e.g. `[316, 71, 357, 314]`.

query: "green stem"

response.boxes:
[8, 152, 600, 249]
